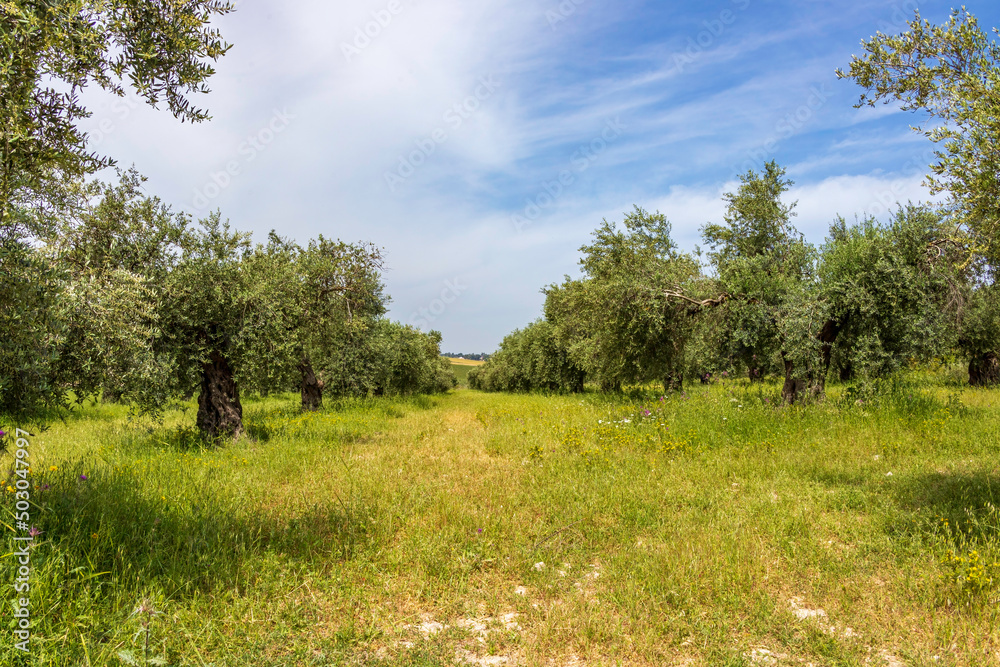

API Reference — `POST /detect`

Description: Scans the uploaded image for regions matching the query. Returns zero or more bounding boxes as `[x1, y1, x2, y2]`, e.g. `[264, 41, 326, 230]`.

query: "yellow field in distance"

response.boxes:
[447, 358, 486, 366]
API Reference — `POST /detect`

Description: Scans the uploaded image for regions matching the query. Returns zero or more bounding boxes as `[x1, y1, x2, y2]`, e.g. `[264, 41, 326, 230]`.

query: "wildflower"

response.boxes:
[0, 429, 5, 438]
[92, 533, 98, 539]
[28, 527, 41, 538]
[477, 528, 483, 534]
[6, 486, 13, 493]
[79, 474, 88, 481]
[41, 484, 50, 491]
[50, 466, 57, 472]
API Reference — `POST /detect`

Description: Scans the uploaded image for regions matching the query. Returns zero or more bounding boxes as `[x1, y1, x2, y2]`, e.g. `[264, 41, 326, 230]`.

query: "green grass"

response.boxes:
[2, 375, 1000, 665]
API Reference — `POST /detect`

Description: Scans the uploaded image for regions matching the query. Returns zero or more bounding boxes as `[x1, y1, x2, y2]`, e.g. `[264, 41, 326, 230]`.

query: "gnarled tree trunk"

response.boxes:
[783, 319, 841, 404]
[600, 380, 622, 393]
[663, 370, 684, 393]
[839, 363, 854, 383]
[969, 352, 1000, 387]
[781, 360, 807, 404]
[299, 358, 324, 411]
[197, 351, 243, 440]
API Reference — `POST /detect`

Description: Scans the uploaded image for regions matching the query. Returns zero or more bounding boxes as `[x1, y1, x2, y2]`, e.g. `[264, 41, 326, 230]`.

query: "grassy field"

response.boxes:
[3, 373, 1000, 666]
[448, 359, 486, 388]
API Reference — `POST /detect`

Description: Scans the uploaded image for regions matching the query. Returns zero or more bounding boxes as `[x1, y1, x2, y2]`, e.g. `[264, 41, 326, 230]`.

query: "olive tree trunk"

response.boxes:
[662, 370, 684, 393]
[969, 352, 1000, 387]
[781, 360, 807, 404]
[196, 351, 243, 440]
[299, 358, 323, 411]
[783, 319, 840, 404]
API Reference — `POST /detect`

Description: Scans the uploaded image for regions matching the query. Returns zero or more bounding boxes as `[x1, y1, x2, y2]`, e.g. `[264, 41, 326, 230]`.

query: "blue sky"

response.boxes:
[78, 0, 1000, 352]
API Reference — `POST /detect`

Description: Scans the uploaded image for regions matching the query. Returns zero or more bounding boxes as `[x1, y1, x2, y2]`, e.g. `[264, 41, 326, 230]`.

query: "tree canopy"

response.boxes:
[837, 8, 1000, 265]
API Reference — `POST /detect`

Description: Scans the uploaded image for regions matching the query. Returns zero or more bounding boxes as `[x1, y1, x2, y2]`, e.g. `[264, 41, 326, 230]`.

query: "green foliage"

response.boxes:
[469, 319, 584, 393]
[958, 282, 1000, 360]
[374, 324, 456, 396]
[703, 161, 815, 381]
[321, 320, 455, 397]
[837, 8, 1000, 265]
[0, 238, 67, 414]
[821, 206, 965, 381]
[0, 0, 234, 226]
[545, 206, 703, 391]
[45, 170, 186, 408]
[157, 213, 301, 402]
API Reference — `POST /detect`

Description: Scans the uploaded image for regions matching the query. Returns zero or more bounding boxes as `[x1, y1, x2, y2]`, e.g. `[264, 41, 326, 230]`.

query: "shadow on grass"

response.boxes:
[3, 457, 377, 607]
[892, 470, 1000, 526]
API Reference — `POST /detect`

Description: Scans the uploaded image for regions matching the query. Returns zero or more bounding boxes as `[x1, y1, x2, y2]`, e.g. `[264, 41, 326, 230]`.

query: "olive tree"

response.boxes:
[958, 281, 1000, 386]
[468, 320, 585, 393]
[700, 162, 822, 401]
[837, 8, 1000, 265]
[157, 214, 300, 439]
[1, 0, 233, 416]
[0, 237, 66, 414]
[820, 206, 965, 384]
[0, 0, 234, 227]
[545, 206, 704, 393]
[41, 170, 185, 406]
[294, 236, 386, 409]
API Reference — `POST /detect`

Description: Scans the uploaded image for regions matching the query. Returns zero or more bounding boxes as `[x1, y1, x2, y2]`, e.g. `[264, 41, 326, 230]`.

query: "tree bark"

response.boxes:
[781, 360, 807, 404]
[839, 363, 854, 383]
[196, 351, 243, 440]
[600, 380, 622, 393]
[299, 358, 324, 411]
[663, 370, 684, 393]
[812, 319, 840, 400]
[969, 352, 1000, 387]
